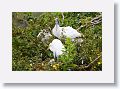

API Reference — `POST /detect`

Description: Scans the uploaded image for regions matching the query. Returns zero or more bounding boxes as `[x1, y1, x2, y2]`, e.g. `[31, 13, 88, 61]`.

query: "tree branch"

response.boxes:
[84, 54, 102, 68]
[62, 12, 64, 21]
[77, 15, 102, 30]
[91, 15, 102, 25]
[79, 54, 102, 70]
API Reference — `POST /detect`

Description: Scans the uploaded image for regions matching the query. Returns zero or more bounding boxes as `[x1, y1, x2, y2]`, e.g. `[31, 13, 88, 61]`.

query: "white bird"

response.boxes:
[52, 18, 82, 40]
[37, 29, 52, 42]
[49, 39, 65, 59]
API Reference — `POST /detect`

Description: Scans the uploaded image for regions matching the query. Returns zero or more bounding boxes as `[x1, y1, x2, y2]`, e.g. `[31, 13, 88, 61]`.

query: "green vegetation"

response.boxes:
[12, 12, 102, 71]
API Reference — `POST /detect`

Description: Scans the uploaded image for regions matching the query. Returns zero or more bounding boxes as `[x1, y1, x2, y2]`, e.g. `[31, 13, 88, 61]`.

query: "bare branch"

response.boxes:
[61, 12, 64, 25]
[79, 53, 102, 70]
[77, 15, 102, 30]
[85, 54, 102, 68]
[62, 12, 64, 21]
[91, 15, 102, 25]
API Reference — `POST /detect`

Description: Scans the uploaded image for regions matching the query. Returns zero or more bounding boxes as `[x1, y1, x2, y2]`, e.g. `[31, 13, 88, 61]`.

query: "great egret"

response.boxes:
[49, 39, 65, 59]
[52, 18, 82, 40]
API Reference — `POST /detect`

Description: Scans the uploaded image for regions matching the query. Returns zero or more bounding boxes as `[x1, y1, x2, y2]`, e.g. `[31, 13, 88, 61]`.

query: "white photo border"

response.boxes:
[0, 0, 114, 83]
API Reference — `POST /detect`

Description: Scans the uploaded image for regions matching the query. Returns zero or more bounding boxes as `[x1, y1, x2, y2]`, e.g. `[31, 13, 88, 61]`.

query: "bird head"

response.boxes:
[55, 18, 59, 25]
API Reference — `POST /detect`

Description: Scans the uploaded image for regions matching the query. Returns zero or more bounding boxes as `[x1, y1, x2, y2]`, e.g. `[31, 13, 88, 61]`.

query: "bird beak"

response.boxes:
[55, 18, 59, 25]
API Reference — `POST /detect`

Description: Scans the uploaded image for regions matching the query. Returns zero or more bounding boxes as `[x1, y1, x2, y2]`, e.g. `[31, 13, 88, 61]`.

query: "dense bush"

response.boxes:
[12, 12, 102, 71]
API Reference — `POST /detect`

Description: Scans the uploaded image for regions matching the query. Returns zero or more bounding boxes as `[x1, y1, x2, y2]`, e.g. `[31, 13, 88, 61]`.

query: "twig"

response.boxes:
[91, 15, 102, 22]
[91, 15, 102, 25]
[62, 12, 64, 21]
[84, 54, 102, 68]
[79, 54, 102, 69]
[77, 15, 102, 30]
[61, 12, 64, 25]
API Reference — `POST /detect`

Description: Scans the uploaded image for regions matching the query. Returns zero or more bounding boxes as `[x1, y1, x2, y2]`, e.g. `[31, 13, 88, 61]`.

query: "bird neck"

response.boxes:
[55, 23, 59, 31]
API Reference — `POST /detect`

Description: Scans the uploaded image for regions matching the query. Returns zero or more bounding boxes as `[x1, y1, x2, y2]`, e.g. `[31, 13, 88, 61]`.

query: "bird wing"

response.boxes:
[50, 39, 64, 52]
[62, 26, 81, 38]
[51, 41, 64, 58]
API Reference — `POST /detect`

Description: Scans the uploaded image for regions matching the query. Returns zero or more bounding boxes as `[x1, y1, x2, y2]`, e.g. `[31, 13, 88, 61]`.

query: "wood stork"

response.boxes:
[49, 39, 65, 59]
[37, 29, 53, 46]
[37, 29, 52, 42]
[52, 18, 82, 40]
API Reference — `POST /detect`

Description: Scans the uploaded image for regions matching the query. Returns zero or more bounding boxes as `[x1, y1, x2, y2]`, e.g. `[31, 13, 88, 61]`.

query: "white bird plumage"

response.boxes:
[52, 18, 82, 39]
[37, 29, 52, 42]
[49, 39, 65, 58]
